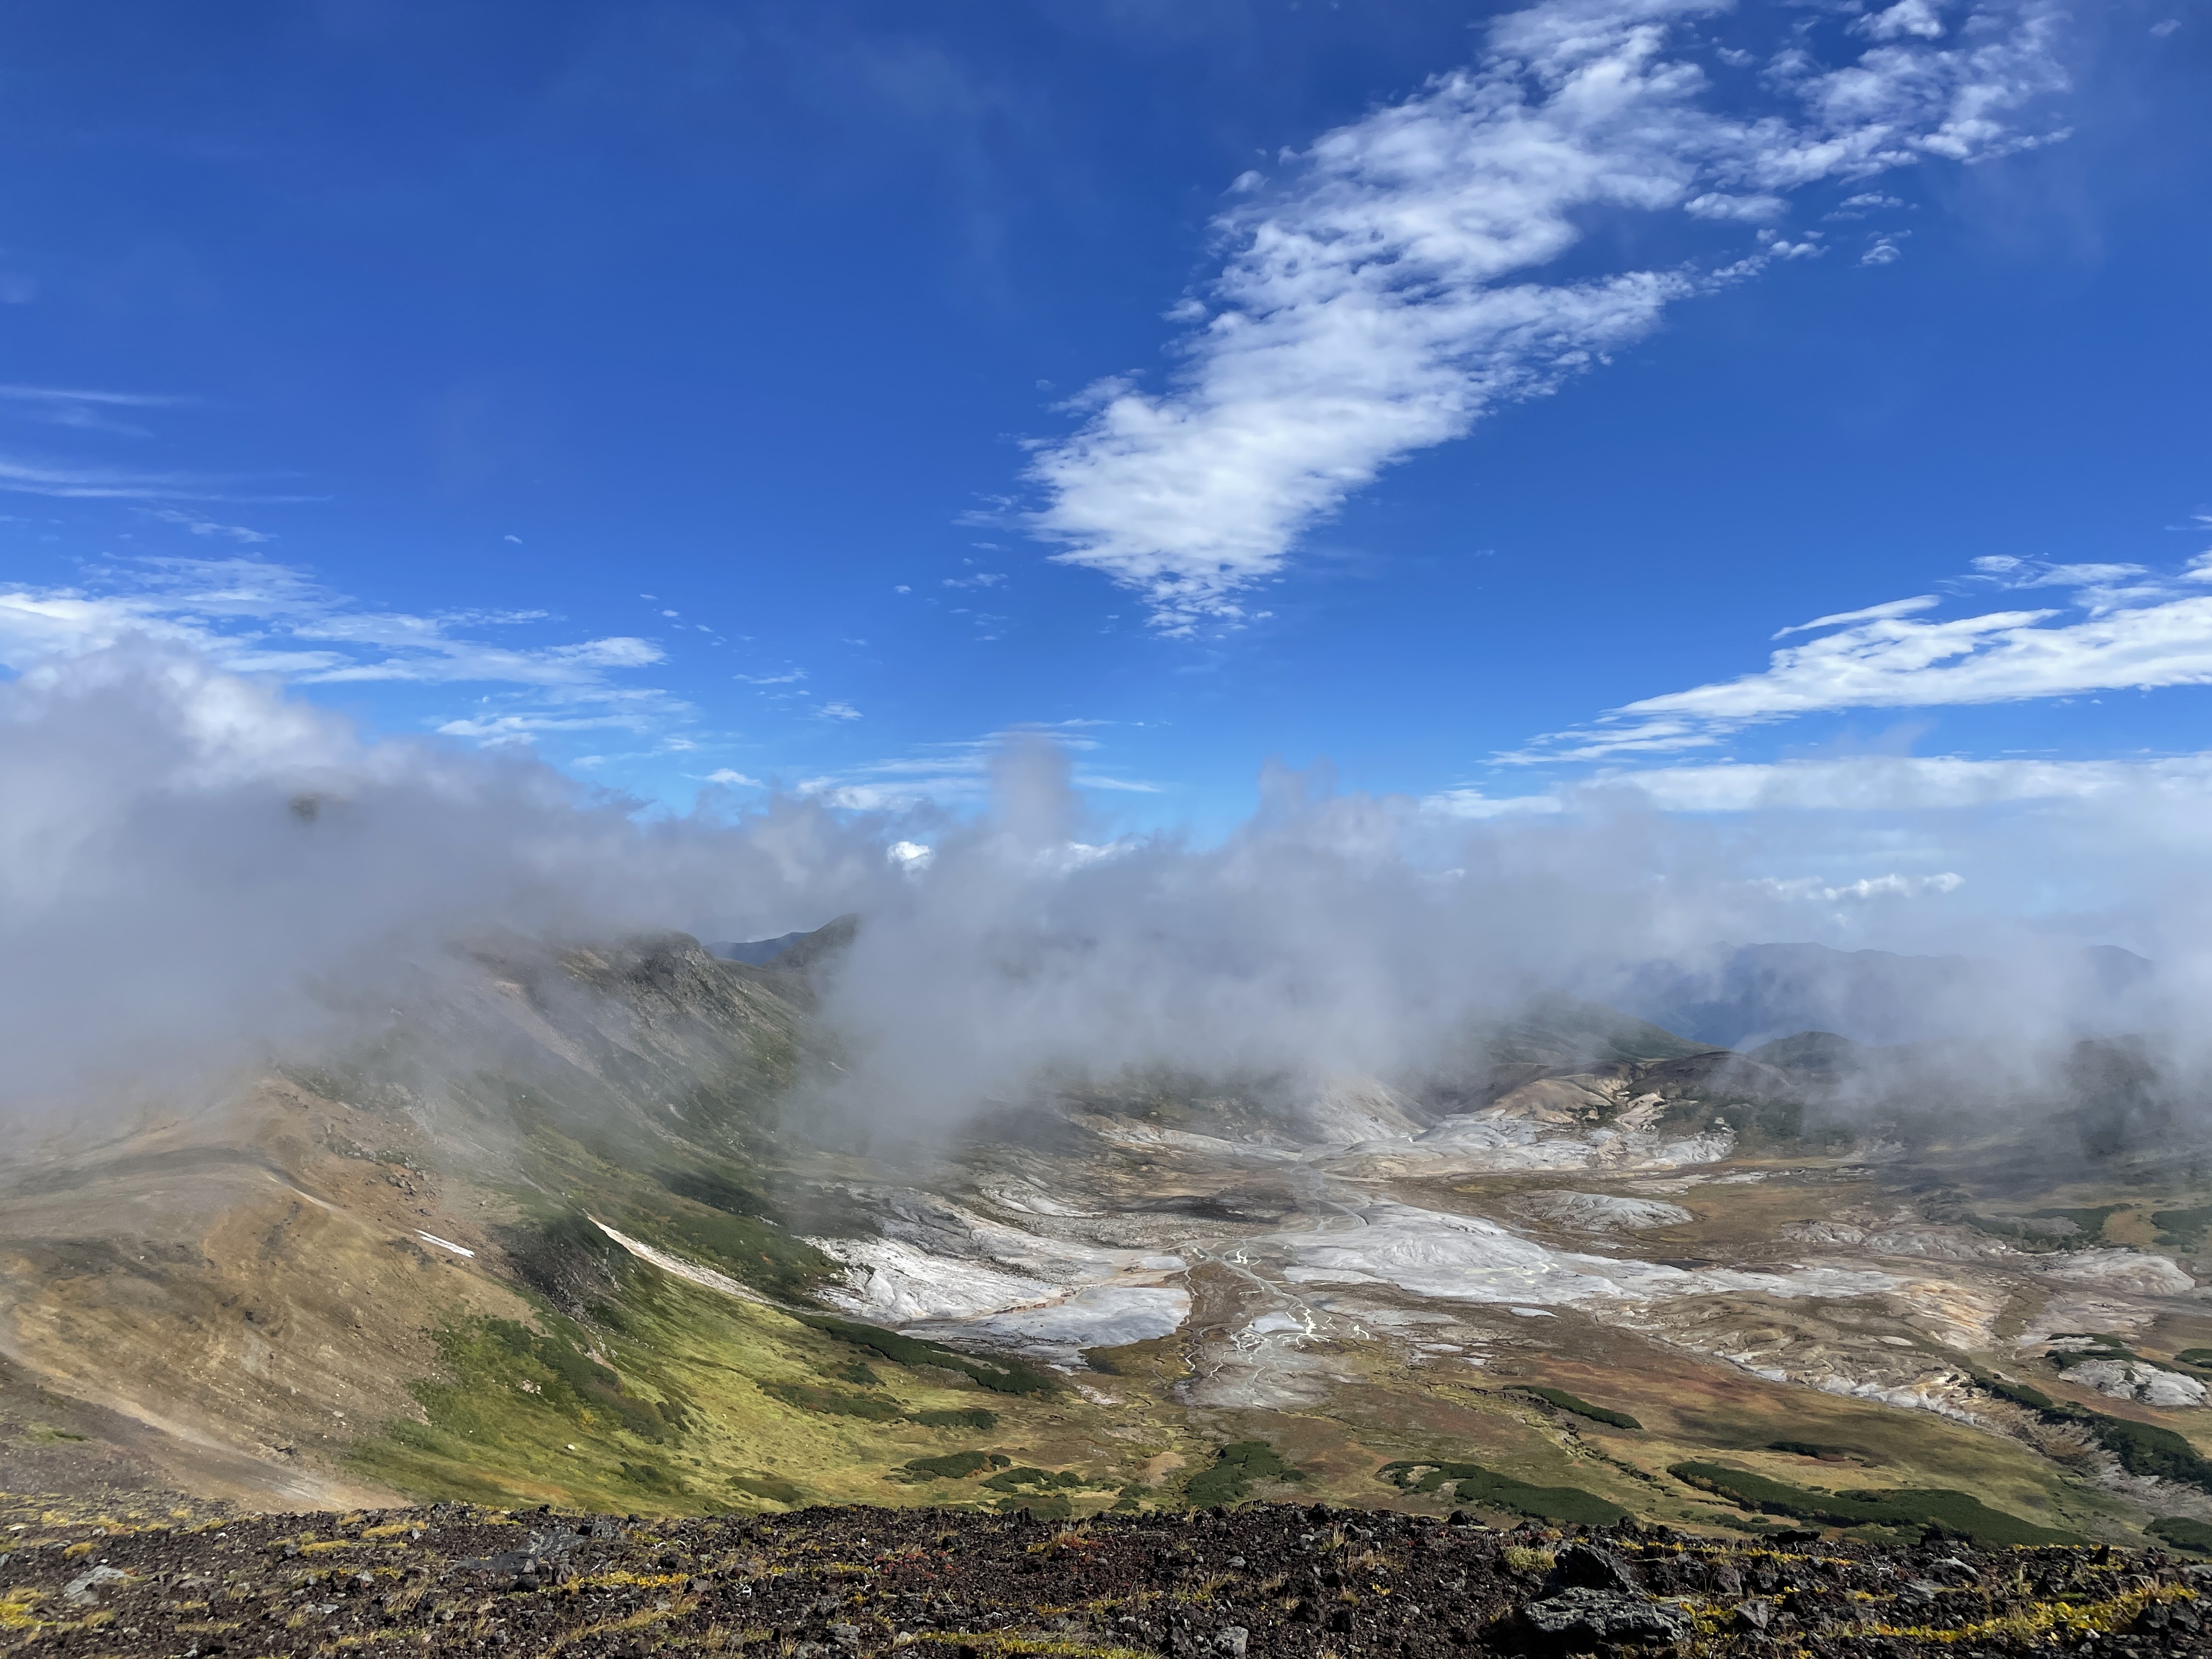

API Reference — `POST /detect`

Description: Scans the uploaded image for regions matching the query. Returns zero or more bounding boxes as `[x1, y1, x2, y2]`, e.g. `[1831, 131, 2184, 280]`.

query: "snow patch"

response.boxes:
[590, 1219, 764, 1303]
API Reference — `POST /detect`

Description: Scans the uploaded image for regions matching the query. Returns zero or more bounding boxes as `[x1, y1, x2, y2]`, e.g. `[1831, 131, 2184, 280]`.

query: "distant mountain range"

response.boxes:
[1617, 940, 2153, 1048]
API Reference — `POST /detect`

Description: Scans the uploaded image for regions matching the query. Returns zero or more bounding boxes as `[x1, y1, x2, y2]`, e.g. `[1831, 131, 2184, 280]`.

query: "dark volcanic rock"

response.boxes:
[0, 1502, 2207, 1658]
[1520, 1586, 1686, 1646]
[1541, 1540, 1639, 1595]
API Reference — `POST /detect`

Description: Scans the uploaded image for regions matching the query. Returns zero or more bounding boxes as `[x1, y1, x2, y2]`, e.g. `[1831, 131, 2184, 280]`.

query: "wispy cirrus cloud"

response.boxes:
[1431, 751, 2212, 817]
[0, 384, 321, 494]
[0, 384, 195, 409]
[0, 555, 685, 745]
[138, 507, 276, 545]
[797, 727, 1160, 811]
[0, 453, 281, 501]
[1025, 0, 2068, 635]
[1506, 549, 2212, 763]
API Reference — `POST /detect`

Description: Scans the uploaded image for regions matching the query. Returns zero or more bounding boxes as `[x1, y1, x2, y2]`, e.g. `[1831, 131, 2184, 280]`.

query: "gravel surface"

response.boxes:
[3, 1502, 2207, 1657]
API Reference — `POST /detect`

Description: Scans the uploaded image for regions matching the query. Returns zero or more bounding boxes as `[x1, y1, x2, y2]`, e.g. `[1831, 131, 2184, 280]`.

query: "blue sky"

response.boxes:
[0, 0, 2207, 838]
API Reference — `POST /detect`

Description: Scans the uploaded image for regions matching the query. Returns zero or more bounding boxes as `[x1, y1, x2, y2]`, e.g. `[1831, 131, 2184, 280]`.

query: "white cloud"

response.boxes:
[141, 507, 275, 545]
[1826, 190, 1905, 219]
[795, 729, 1154, 811]
[0, 454, 254, 501]
[0, 385, 196, 438]
[1861, 232, 1907, 264]
[306, 630, 663, 686]
[1970, 557, 2159, 611]
[817, 701, 864, 721]
[1774, 594, 1939, 637]
[737, 669, 807, 685]
[1025, 0, 2068, 633]
[432, 712, 656, 744]
[1684, 191, 1789, 221]
[1855, 0, 1948, 42]
[0, 384, 193, 409]
[1753, 871, 1962, 901]
[702, 768, 761, 786]
[0, 556, 684, 744]
[1511, 557, 2212, 761]
[1429, 752, 2212, 817]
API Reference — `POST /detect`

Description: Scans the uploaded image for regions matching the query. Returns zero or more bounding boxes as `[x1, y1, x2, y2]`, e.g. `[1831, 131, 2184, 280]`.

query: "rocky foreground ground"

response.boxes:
[3, 1502, 2209, 1659]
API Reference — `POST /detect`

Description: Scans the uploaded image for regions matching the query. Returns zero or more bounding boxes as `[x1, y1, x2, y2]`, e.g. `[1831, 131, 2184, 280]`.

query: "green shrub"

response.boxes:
[913, 1407, 998, 1430]
[900, 1451, 999, 1482]
[2033, 1206, 2126, 1240]
[1769, 1441, 1854, 1461]
[794, 1313, 1056, 1396]
[2078, 1414, 2212, 1493]
[1517, 1386, 1641, 1430]
[730, 1472, 803, 1505]
[1668, 1461, 1815, 1515]
[1970, 1369, 2057, 1411]
[1376, 1459, 1624, 1526]
[2172, 1349, 2212, 1370]
[1668, 1462, 2075, 1545]
[1186, 1441, 1305, 1508]
[2148, 1517, 2212, 1553]
[450, 1317, 689, 1441]
[2153, 1206, 2212, 1250]
[983, 1466, 1092, 1493]
[758, 1380, 905, 1420]
[1972, 1368, 2212, 1497]
[614, 1201, 836, 1300]
[1454, 1468, 1626, 1525]
[654, 1168, 773, 1219]
[618, 1460, 684, 1493]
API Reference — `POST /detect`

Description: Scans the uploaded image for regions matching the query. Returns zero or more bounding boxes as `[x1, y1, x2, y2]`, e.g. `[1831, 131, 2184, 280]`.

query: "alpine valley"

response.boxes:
[8, 920, 2212, 1567]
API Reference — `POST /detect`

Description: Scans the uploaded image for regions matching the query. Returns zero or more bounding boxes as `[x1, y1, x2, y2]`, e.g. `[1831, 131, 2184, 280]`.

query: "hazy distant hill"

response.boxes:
[1620, 940, 2152, 1048]
[707, 929, 815, 965]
